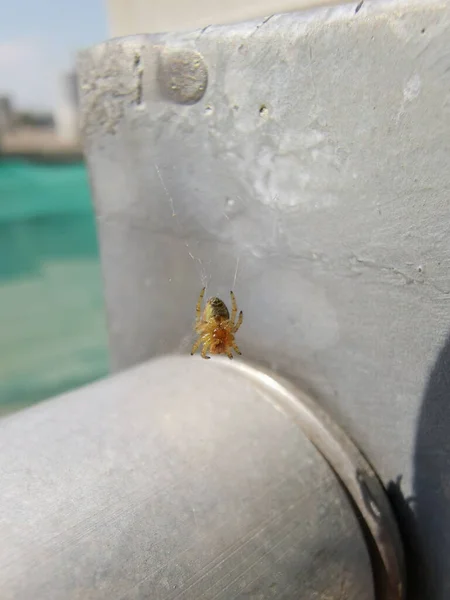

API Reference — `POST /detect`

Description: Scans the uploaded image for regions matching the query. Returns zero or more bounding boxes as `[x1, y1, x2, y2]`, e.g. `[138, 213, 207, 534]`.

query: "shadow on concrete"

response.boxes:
[410, 330, 450, 600]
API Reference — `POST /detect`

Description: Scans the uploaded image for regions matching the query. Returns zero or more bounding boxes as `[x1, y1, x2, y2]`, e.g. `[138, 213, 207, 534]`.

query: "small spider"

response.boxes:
[190, 287, 243, 359]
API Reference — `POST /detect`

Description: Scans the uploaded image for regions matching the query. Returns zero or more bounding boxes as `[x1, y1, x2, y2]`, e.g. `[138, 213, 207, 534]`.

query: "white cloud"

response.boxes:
[0, 38, 38, 68]
[0, 37, 63, 112]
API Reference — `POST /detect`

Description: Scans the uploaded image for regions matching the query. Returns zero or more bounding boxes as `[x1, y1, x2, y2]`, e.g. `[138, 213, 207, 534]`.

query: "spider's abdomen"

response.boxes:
[204, 297, 230, 321]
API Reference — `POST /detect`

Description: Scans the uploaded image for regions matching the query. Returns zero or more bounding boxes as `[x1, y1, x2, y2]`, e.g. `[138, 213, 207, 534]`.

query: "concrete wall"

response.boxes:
[79, 2, 450, 597]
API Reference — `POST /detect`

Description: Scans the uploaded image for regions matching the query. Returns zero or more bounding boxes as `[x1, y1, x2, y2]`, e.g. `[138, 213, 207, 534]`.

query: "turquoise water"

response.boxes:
[0, 160, 109, 415]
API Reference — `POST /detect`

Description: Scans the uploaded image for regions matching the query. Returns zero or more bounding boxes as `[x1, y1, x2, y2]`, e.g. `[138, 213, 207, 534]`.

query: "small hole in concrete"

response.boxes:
[204, 105, 213, 115]
[421, 28, 426, 34]
[259, 105, 268, 117]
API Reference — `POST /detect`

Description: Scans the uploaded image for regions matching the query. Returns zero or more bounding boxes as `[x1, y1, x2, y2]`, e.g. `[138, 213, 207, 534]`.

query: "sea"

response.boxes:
[0, 159, 109, 415]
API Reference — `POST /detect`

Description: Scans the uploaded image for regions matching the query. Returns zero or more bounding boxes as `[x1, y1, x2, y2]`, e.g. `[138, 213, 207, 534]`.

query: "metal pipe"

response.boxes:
[0, 356, 404, 598]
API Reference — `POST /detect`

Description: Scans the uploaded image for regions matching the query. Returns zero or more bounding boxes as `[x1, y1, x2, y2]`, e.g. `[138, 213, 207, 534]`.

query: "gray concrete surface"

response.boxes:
[78, 1, 450, 597]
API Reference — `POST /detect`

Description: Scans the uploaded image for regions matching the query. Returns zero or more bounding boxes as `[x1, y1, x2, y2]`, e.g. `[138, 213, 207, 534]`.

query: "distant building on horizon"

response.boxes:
[0, 95, 14, 134]
[55, 71, 80, 144]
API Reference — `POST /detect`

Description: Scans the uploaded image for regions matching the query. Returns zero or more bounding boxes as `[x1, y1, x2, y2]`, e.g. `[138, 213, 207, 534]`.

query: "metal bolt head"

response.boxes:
[158, 48, 208, 105]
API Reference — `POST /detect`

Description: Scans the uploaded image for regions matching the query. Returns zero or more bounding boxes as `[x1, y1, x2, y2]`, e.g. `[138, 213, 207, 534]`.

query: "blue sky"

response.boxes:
[0, 0, 108, 112]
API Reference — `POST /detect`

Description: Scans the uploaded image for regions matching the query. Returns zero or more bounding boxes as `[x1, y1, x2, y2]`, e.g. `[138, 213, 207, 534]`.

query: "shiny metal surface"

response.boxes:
[0, 356, 375, 600]
[78, 1, 450, 598]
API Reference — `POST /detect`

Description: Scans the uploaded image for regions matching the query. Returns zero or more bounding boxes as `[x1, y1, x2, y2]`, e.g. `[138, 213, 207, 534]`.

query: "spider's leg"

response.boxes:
[190, 336, 203, 356]
[230, 290, 237, 323]
[201, 343, 211, 359]
[232, 341, 242, 355]
[195, 287, 206, 325]
[227, 352, 234, 359]
[233, 310, 243, 333]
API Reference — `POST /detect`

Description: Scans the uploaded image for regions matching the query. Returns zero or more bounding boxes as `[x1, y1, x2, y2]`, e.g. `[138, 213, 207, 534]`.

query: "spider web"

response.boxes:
[154, 164, 243, 355]
[154, 163, 225, 354]
[154, 163, 211, 289]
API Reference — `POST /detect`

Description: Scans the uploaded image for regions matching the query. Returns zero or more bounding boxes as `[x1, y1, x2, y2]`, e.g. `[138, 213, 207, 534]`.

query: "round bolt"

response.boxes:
[158, 48, 208, 105]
